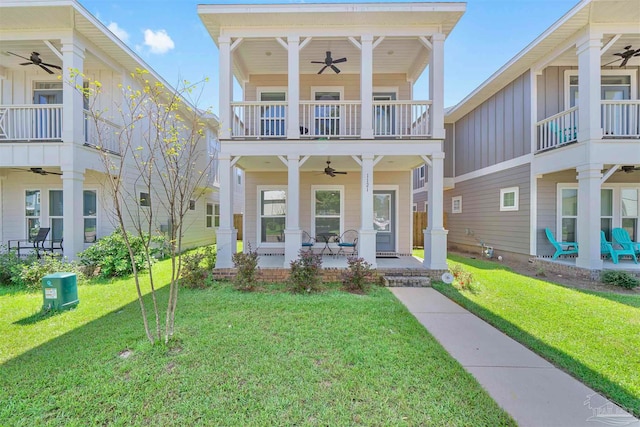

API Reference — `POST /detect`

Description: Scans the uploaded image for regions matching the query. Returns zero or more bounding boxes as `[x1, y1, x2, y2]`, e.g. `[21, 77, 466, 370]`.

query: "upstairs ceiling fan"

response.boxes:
[620, 165, 640, 173]
[12, 167, 63, 176]
[7, 51, 61, 74]
[311, 51, 347, 74]
[604, 45, 640, 67]
[323, 160, 347, 177]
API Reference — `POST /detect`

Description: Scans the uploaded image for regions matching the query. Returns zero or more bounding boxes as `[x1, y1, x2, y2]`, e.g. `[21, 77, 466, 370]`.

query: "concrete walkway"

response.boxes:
[390, 287, 640, 427]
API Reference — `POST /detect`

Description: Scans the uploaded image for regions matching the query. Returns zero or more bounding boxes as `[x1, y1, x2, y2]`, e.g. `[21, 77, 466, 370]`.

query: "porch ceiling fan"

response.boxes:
[6, 51, 61, 74]
[603, 45, 640, 67]
[311, 51, 347, 74]
[620, 165, 640, 173]
[12, 167, 63, 176]
[323, 160, 347, 177]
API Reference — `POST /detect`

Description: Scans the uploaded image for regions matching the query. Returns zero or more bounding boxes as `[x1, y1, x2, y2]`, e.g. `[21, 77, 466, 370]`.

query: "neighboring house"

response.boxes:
[0, 0, 221, 259]
[198, 2, 466, 269]
[443, 0, 640, 273]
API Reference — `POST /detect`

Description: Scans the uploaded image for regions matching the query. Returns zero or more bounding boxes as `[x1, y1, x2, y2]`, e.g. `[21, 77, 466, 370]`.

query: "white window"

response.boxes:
[500, 187, 519, 211]
[49, 190, 63, 243]
[621, 188, 639, 240]
[559, 187, 578, 242]
[206, 203, 213, 228]
[565, 70, 637, 109]
[25, 190, 41, 240]
[214, 204, 220, 227]
[451, 196, 462, 214]
[601, 189, 614, 241]
[189, 200, 196, 211]
[424, 201, 429, 212]
[312, 186, 343, 238]
[312, 87, 343, 137]
[259, 188, 286, 244]
[84, 190, 97, 243]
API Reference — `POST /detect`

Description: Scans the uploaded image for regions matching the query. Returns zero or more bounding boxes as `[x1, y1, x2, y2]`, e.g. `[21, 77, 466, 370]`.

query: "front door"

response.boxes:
[34, 88, 63, 139]
[374, 190, 395, 252]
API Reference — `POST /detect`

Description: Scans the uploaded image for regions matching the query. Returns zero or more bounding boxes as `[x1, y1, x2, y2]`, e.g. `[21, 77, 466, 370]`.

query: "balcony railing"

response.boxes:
[229, 100, 431, 139]
[602, 100, 640, 138]
[536, 107, 578, 151]
[0, 104, 63, 141]
[84, 110, 120, 154]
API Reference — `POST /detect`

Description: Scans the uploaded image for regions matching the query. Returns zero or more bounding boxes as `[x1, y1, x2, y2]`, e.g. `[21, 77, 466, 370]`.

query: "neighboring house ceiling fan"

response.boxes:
[323, 160, 347, 177]
[604, 45, 640, 67]
[12, 167, 63, 176]
[6, 51, 61, 74]
[620, 165, 640, 173]
[311, 51, 347, 74]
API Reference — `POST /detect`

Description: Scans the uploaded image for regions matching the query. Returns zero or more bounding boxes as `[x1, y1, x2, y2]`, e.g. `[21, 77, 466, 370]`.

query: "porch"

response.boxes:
[257, 253, 425, 270]
[533, 256, 640, 281]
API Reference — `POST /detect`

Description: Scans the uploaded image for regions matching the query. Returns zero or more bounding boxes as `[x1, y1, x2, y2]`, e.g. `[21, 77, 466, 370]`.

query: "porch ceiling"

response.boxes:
[0, 40, 103, 71]
[235, 154, 425, 172]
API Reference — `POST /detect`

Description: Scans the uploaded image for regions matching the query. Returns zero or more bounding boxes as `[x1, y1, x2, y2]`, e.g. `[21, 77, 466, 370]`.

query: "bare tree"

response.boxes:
[75, 69, 215, 344]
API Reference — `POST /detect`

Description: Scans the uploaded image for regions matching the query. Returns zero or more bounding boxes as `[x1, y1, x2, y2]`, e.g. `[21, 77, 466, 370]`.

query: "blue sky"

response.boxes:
[80, 0, 579, 111]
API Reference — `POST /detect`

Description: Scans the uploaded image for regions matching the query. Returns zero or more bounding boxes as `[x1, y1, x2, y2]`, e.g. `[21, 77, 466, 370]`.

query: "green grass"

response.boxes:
[431, 254, 640, 416]
[0, 259, 514, 426]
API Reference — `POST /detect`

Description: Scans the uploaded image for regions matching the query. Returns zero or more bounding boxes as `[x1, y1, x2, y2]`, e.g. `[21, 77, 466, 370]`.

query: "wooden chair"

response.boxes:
[8, 227, 51, 258]
[612, 228, 640, 256]
[544, 228, 578, 259]
[336, 229, 358, 257]
[601, 231, 637, 264]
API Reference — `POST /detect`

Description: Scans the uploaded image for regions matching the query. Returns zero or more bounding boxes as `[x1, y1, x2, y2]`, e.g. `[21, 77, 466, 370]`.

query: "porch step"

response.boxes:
[383, 275, 431, 287]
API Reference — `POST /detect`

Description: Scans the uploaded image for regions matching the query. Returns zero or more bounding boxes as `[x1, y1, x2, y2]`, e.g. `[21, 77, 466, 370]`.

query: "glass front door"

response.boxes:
[374, 190, 395, 252]
[373, 93, 396, 136]
[314, 91, 340, 136]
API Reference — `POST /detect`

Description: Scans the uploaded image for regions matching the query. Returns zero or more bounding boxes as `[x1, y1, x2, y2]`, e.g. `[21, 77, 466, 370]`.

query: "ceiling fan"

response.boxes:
[620, 165, 640, 173]
[323, 160, 347, 177]
[12, 167, 63, 176]
[6, 51, 62, 74]
[311, 51, 347, 74]
[604, 45, 640, 67]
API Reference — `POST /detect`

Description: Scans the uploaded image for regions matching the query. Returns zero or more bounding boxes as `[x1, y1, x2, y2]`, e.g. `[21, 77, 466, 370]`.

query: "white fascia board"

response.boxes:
[218, 27, 444, 39]
[220, 141, 444, 157]
[198, 3, 466, 16]
[454, 154, 533, 184]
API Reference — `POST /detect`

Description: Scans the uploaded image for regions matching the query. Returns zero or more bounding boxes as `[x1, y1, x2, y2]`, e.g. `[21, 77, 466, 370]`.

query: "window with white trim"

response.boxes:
[259, 188, 286, 243]
[84, 190, 97, 243]
[622, 188, 639, 240]
[313, 187, 343, 237]
[451, 196, 462, 214]
[258, 89, 286, 137]
[206, 203, 213, 228]
[25, 190, 41, 241]
[560, 188, 578, 242]
[601, 189, 613, 241]
[49, 190, 63, 243]
[500, 187, 519, 211]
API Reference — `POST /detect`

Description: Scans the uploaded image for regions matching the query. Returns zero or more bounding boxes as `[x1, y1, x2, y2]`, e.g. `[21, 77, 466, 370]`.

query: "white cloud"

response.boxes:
[143, 29, 175, 54]
[107, 22, 129, 43]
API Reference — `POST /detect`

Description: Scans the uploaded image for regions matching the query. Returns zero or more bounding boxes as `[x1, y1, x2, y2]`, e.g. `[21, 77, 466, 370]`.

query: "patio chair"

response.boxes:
[548, 121, 577, 144]
[601, 231, 637, 264]
[336, 229, 358, 257]
[544, 228, 578, 259]
[8, 227, 51, 258]
[301, 231, 315, 249]
[612, 228, 640, 256]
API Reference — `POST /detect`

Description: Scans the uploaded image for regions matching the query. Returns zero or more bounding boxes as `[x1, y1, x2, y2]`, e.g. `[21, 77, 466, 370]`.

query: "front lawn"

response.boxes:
[432, 254, 640, 416]
[0, 259, 514, 426]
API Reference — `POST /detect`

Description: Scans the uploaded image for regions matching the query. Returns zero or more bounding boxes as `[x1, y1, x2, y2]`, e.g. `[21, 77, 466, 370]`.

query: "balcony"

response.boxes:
[0, 105, 120, 154]
[229, 100, 432, 140]
[536, 101, 640, 152]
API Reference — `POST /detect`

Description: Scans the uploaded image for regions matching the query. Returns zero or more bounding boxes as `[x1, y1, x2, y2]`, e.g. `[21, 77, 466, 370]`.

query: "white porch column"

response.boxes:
[61, 39, 85, 144]
[576, 32, 603, 142]
[215, 155, 237, 268]
[61, 169, 85, 260]
[287, 36, 300, 139]
[218, 36, 233, 140]
[424, 151, 448, 270]
[429, 33, 445, 140]
[359, 153, 376, 267]
[360, 35, 374, 139]
[284, 155, 302, 265]
[576, 164, 603, 270]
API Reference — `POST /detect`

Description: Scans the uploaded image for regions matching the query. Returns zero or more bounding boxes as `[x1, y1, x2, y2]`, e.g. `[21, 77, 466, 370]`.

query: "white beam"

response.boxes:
[420, 154, 433, 167]
[299, 155, 310, 167]
[373, 155, 384, 167]
[419, 36, 432, 50]
[601, 164, 621, 184]
[600, 34, 621, 56]
[43, 40, 63, 61]
[277, 155, 288, 166]
[275, 37, 288, 50]
[220, 26, 442, 39]
[230, 156, 240, 167]
[299, 37, 312, 51]
[348, 36, 361, 50]
[230, 37, 243, 52]
[372, 36, 385, 50]
[351, 155, 362, 167]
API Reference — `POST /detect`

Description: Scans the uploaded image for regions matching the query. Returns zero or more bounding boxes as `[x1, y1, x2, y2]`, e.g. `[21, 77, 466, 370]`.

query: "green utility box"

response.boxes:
[42, 272, 79, 311]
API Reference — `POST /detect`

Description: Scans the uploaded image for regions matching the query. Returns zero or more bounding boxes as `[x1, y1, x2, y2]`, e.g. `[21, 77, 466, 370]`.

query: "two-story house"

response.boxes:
[0, 0, 224, 259]
[198, 2, 466, 270]
[443, 0, 640, 275]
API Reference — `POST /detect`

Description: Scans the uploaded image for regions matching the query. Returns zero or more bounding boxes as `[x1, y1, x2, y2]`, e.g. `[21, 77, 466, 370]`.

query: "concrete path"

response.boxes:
[390, 287, 640, 427]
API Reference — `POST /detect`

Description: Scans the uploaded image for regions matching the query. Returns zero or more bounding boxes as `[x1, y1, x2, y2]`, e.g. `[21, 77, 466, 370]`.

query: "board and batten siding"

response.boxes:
[244, 170, 412, 254]
[454, 72, 531, 176]
[444, 163, 531, 255]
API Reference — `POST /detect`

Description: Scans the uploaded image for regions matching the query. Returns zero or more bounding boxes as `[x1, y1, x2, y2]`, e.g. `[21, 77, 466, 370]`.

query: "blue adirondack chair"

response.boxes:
[612, 228, 640, 256]
[601, 231, 638, 264]
[545, 228, 578, 259]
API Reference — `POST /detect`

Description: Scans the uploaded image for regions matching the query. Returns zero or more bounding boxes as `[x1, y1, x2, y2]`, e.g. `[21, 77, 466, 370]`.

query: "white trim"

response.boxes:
[257, 87, 288, 101]
[412, 203, 418, 212]
[311, 185, 344, 244]
[563, 68, 638, 110]
[557, 184, 578, 241]
[23, 188, 42, 240]
[257, 185, 287, 248]
[499, 186, 519, 211]
[373, 87, 399, 99]
[424, 201, 428, 212]
[311, 86, 344, 100]
[451, 195, 462, 214]
[454, 154, 532, 184]
[374, 184, 400, 254]
[82, 188, 99, 244]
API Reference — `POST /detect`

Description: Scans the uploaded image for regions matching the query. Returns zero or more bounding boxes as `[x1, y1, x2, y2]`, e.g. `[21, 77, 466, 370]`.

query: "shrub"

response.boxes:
[180, 250, 208, 289]
[450, 264, 477, 291]
[78, 228, 158, 278]
[13, 254, 85, 290]
[289, 249, 323, 293]
[341, 257, 375, 293]
[0, 245, 32, 286]
[202, 245, 217, 270]
[601, 270, 639, 289]
[232, 245, 259, 291]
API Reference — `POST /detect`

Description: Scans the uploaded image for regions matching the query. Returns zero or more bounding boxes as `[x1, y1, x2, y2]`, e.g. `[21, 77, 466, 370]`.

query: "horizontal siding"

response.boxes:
[455, 72, 531, 175]
[445, 164, 531, 255]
